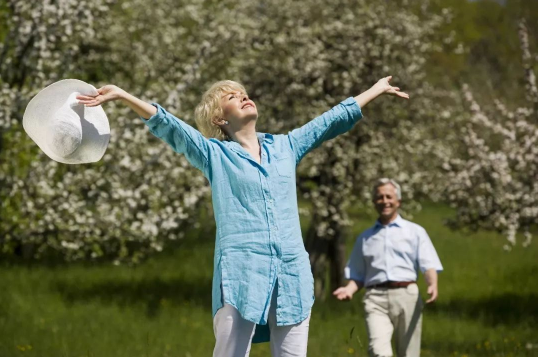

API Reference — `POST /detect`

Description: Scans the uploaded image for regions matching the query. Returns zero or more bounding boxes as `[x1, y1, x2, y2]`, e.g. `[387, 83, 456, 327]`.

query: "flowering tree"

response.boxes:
[212, 0, 460, 297]
[443, 19, 538, 250]
[0, 0, 120, 258]
[0, 0, 230, 261]
[1, 0, 459, 294]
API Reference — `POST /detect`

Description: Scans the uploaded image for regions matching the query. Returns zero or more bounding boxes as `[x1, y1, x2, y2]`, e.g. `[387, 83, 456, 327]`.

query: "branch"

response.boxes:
[518, 19, 538, 112]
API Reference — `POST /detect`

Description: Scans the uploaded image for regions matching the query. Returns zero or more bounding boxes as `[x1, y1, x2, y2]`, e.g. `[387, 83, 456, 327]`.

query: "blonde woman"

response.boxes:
[77, 76, 408, 357]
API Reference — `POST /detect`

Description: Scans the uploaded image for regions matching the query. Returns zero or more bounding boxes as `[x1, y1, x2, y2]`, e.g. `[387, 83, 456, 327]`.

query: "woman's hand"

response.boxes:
[372, 76, 409, 99]
[77, 85, 156, 119]
[76, 85, 126, 107]
[354, 75, 409, 108]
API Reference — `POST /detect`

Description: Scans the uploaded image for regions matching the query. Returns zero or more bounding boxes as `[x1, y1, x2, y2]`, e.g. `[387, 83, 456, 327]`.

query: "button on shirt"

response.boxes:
[141, 97, 362, 342]
[345, 215, 443, 287]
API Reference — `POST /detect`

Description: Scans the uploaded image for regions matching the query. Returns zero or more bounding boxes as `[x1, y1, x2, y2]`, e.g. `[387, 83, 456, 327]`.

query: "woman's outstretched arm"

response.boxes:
[287, 75, 409, 164]
[354, 75, 409, 108]
[76, 85, 157, 119]
[77, 85, 212, 175]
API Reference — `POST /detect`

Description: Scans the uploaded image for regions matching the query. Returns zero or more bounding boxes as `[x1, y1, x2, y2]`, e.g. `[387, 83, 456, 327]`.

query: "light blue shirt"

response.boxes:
[345, 215, 443, 287]
[141, 97, 362, 342]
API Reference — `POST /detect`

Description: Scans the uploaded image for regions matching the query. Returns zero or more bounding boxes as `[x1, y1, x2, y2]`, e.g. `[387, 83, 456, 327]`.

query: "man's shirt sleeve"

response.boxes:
[345, 234, 366, 283]
[417, 227, 443, 273]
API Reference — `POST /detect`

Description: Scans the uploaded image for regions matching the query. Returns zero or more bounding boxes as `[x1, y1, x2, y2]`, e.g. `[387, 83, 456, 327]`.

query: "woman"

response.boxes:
[77, 76, 408, 357]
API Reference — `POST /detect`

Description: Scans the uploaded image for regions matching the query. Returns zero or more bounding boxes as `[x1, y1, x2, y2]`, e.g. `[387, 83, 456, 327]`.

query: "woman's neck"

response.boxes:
[228, 122, 259, 150]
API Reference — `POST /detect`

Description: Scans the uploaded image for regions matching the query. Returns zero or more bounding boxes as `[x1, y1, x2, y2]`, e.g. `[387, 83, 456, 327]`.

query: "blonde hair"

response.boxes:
[194, 80, 247, 141]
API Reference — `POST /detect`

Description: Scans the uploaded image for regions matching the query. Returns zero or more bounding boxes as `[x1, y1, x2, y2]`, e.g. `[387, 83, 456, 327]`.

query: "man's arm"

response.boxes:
[424, 268, 438, 303]
[416, 225, 443, 304]
[333, 279, 364, 300]
[333, 234, 367, 300]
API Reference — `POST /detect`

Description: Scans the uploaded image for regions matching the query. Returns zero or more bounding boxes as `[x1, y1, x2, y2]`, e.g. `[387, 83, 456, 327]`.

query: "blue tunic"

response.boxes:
[141, 97, 362, 342]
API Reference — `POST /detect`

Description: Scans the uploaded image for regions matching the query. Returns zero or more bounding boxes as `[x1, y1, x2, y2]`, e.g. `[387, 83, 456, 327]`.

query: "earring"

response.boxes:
[224, 121, 229, 125]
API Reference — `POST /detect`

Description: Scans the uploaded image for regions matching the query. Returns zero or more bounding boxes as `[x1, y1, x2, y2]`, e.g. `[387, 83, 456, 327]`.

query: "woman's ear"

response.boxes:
[212, 117, 227, 126]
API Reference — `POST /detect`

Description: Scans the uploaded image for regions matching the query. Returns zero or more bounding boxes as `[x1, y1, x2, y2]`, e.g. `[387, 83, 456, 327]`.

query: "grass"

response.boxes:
[1, 203, 537, 357]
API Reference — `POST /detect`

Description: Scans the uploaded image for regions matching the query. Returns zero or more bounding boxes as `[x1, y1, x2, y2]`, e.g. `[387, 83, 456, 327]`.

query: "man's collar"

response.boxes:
[375, 214, 403, 228]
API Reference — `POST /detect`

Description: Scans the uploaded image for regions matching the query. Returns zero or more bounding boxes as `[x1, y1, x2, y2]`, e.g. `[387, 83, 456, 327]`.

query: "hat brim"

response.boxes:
[23, 79, 110, 164]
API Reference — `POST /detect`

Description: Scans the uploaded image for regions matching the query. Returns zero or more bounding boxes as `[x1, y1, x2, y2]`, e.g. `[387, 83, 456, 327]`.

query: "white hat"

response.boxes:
[23, 79, 110, 164]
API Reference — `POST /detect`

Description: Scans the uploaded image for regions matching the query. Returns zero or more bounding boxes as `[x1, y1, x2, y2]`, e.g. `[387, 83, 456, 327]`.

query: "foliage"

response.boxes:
[0, 0, 217, 262]
[0, 0, 458, 266]
[0, 0, 536, 269]
[225, 0, 460, 295]
[442, 19, 538, 249]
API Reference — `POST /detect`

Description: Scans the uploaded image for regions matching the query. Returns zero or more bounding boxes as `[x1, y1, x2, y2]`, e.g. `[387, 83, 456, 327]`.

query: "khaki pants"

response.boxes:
[363, 284, 423, 357]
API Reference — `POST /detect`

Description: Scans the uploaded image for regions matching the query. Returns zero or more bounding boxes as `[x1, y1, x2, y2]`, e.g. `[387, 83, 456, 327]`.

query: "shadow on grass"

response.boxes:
[427, 293, 538, 326]
[421, 340, 534, 357]
[55, 276, 213, 318]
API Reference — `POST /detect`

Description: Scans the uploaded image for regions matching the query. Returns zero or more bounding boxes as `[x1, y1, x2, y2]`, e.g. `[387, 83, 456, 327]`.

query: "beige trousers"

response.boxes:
[363, 284, 423, 357]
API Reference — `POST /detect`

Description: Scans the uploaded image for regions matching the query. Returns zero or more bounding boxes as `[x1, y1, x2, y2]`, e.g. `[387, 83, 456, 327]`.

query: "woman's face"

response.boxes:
[220, 90, 258, 125]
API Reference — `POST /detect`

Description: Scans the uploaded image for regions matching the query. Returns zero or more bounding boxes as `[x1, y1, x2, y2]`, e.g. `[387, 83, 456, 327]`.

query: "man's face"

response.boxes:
[373, 184, 401, 220]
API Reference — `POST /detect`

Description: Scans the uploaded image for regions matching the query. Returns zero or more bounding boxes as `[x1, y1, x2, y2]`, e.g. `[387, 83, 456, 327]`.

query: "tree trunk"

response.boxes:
[304, 143, 351, 300]
[305, 216, 347, 300]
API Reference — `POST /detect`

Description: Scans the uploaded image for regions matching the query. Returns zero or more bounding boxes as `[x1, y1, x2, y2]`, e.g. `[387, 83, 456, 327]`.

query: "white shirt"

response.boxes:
[345, 215, 443, 287]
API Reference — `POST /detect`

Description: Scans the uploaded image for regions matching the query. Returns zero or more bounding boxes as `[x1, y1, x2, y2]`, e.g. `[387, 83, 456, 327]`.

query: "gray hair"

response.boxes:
[372, 178, 402, 200]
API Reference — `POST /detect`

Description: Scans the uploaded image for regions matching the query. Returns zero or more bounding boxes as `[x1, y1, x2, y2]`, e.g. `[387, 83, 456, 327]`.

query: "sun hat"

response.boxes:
[23, 79, 110, 164]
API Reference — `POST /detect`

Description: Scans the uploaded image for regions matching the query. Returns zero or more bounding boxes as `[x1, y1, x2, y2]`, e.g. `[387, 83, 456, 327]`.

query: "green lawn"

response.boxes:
[1, 203, 537, 357]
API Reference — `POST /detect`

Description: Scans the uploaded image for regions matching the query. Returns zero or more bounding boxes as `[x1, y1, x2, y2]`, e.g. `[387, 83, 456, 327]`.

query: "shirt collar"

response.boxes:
[257, 132, 274, 144]
[226, 132, 273, 154]
[375, 214, 403, 228]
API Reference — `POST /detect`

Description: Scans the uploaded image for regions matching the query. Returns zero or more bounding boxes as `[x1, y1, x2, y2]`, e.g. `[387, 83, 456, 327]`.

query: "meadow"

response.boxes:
[1, 203, 537, 357]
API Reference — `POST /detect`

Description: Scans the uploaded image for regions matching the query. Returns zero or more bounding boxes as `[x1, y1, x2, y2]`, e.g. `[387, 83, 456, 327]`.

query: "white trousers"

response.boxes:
[363, 284, 423, 357]
[213, 289, 310, 357]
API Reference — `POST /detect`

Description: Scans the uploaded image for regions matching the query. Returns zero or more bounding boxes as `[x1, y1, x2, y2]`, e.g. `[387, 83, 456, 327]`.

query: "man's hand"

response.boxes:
[333, 286, 354, 300]
[424, 268, 438, 303]
[426, 284, 438, 303]
[333, 280, 361, 301]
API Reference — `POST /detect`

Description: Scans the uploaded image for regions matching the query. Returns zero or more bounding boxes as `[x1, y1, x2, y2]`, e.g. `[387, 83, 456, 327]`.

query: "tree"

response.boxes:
[0, 0, 237, 261]
[0, 0, 116, 258]
[1, 0, 459, 293]
[227, 0, 457, 298]
[443, 19, 537, 250]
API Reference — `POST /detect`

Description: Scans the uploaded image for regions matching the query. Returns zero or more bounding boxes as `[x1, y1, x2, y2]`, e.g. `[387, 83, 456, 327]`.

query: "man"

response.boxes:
[333, 178, 443, 357]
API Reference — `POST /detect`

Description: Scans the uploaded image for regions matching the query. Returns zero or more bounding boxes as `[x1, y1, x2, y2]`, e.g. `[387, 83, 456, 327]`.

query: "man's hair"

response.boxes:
[372, 178, 402, 200]
[194, 80, 247, 141]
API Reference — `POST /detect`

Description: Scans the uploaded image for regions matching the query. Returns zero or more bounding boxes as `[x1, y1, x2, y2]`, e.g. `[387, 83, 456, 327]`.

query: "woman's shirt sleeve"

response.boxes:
[140, 104, 211, 176]
[287, 97, 362, 165]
